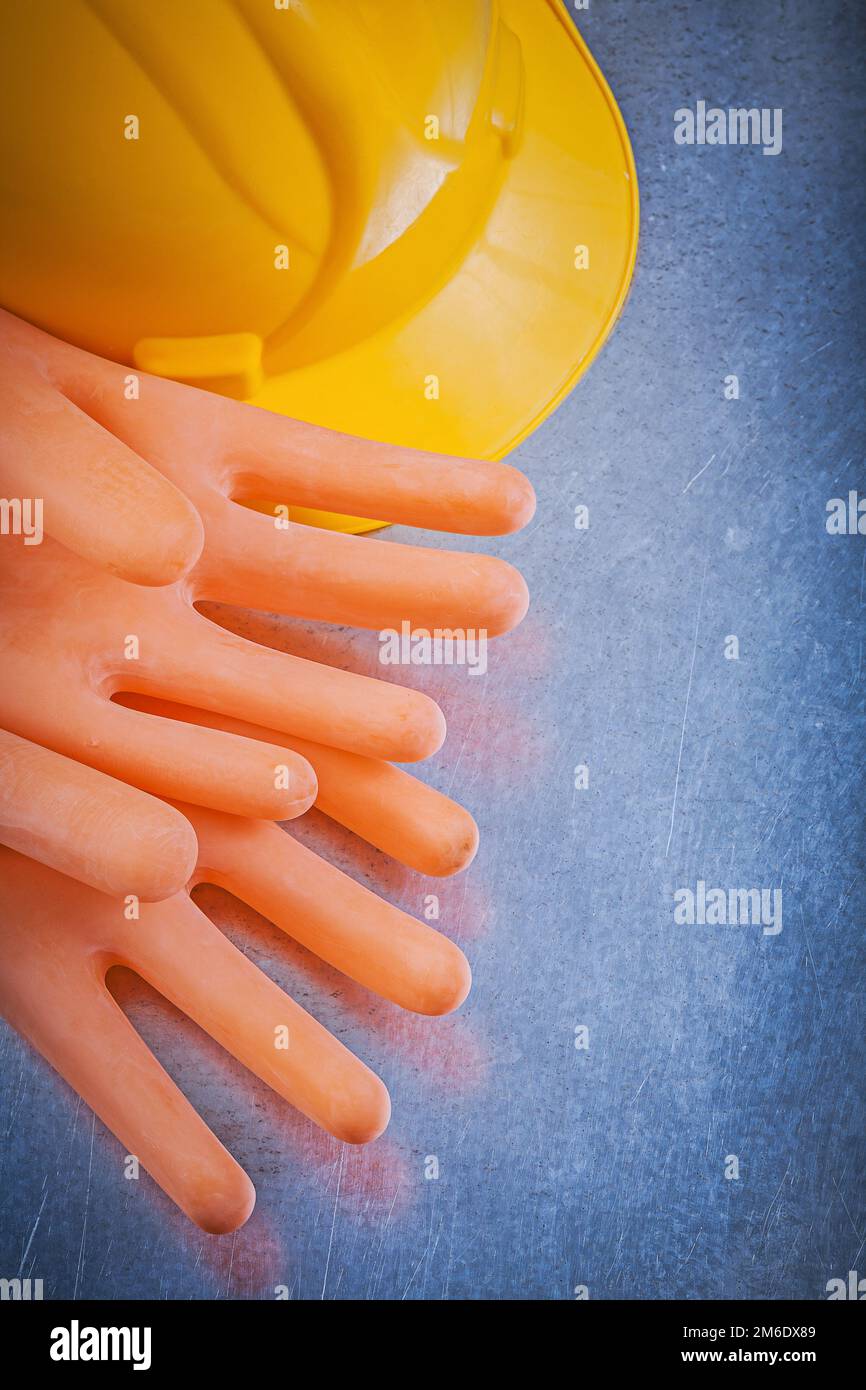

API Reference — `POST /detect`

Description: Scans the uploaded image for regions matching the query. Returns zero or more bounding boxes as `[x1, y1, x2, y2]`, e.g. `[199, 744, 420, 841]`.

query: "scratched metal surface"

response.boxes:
[1, 1, 864, 1301]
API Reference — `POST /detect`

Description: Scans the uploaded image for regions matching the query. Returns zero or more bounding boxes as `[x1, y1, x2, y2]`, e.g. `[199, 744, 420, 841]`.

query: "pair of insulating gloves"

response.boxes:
[0, 308, 534, 1233]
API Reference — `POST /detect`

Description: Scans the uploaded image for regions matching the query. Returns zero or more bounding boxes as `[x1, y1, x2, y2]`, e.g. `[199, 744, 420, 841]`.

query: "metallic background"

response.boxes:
[1, 0, 864, 1300]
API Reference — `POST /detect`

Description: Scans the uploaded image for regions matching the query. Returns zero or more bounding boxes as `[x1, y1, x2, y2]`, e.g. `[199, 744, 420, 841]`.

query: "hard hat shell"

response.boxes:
[0, 0, 637, 531]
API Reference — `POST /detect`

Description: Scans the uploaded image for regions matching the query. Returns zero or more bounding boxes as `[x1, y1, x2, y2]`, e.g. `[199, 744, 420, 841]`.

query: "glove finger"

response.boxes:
[198, 502, 529, 635]
[121, 606, 445, 763]
[0, 728, 196, 899]
[220, 398, 536, 535]
[6, 684, 316, 821]
[184, 804, 471, 1016]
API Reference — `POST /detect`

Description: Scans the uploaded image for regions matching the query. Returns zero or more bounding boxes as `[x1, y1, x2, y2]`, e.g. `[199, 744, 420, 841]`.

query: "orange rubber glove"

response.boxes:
[0, 798, 470, 1231]
[0, 309, 534, 632]
[0, 721, 471, 1236]
[0, 307, 534, 821]
[0, 845, 395, 1233]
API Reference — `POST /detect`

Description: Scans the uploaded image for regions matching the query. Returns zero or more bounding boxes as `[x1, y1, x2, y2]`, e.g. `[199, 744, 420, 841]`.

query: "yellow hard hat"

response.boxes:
[0, 0, 637, 531]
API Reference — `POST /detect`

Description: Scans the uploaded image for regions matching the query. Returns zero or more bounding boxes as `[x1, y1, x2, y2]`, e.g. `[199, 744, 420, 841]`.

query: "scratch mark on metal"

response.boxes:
[17, 1182, 48, 1278]
[72, 1113, 96, 1300]
[665, 558, 708, 857]
[682, 453, 716, 495]
[320, 1147, 344, 1300]
[800, 339, 833, 362]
